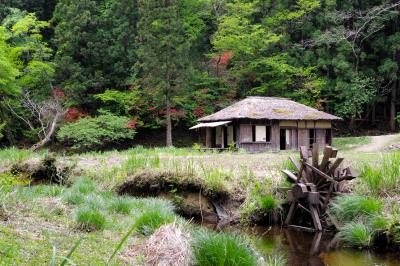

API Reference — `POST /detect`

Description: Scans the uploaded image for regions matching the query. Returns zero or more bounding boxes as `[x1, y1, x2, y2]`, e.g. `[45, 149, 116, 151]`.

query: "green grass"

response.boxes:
[330, 195, 382, 223]
[338, 222, 373, 247]
[201, 167, 230, 196]
[332, 136, 371, 150]
[16, 184, 65, 200]
[0, 147, 44, 167]
[192, 229, 258, 266]
[75, 205, 107, 231]
[134, 205, 175, 236]
[257, 195, 279, 213]
[359, 152, 400, 195]
[62, 190, 86, 205]
[71, 176, 97, 194]
[107, 196, 135, 214]
[264, 253, 287, 266]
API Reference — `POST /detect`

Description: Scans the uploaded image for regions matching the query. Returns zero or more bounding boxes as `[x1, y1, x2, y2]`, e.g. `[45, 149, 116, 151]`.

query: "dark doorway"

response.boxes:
[211, 128, 216, 148]
[280, 129, 286, 150]
[223, 127, 228, 148]
[325, 129, 332, 145]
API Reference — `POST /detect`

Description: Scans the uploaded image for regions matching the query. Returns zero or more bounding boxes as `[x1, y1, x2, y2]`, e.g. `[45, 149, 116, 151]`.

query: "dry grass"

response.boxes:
[126, 222, 192, 266]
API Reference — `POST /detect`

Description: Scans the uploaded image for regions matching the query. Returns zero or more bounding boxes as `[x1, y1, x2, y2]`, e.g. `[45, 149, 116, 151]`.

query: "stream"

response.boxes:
[246, 226, 400, 266]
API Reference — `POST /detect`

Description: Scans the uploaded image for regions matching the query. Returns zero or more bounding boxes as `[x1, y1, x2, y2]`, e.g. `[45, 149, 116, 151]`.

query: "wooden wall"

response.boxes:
[199, 119, 333, 151]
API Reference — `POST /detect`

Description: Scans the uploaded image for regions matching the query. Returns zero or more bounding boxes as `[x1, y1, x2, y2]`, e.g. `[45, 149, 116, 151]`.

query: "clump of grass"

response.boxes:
[330, 195, 382, 222]
[71, 176, 97, 195]
[122, 155, 148, 173]
[359, 152, 400, 195]
[76, 205, 107, 231]
[0, 147, 41, 167]
[15, 184, 64, 201]
[264, 253, 287, 266]
[135, 207, 175, 236]
[84, 194, 106, 210]
[62, 190, 85, 205]
[107, 197, 134, 214]
[192, 229, 257, 266]
[338, 222, 373, 248]
[202, 167, 229, 196]
[281, 158, 298, 173]
[257, 195, 279, 213]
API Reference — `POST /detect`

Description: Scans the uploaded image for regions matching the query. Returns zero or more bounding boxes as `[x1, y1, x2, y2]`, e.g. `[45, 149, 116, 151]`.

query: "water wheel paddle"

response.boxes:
[283, 144, 357, 231]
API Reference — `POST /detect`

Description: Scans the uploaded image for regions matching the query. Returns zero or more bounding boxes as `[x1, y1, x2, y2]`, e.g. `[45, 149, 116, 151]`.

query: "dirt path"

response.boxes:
[354, 134, 400, 152]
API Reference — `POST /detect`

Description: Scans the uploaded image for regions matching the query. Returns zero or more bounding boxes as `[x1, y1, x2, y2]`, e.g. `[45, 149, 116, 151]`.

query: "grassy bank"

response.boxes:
[1, 142, 400, 263]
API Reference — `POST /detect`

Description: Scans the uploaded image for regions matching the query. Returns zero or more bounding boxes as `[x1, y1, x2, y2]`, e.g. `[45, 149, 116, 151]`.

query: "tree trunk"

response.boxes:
[165, 97, 173, 147]
[371, 103, 376, 123]
[30, 111, 61, 151]
[390, 80, 397, 131]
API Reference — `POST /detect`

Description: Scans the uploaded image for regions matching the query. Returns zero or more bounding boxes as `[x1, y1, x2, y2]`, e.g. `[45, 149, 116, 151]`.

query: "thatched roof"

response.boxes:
[198, 96, 341, 122]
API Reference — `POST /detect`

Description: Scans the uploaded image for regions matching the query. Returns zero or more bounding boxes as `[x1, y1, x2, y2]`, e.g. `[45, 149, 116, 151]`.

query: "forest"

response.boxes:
[0, 0, 399, 150]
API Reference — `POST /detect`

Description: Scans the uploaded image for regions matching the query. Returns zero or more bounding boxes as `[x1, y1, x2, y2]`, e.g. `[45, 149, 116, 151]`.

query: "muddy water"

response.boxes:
[246, 226, 400, 266]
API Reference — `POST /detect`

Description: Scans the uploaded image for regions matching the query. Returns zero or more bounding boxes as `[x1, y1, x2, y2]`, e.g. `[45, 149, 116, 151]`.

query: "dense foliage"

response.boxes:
[57, 112, 136, 150]
[0, 0, 399, 148]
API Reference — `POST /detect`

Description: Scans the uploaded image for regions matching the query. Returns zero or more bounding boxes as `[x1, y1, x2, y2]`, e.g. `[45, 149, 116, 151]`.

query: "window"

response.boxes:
[252, 125, 271, 142]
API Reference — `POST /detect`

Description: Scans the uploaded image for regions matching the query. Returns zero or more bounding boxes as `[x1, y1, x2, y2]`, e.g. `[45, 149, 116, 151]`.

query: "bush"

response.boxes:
[338, 222, 373, 247]
[192, 229, 257, 266]
[57, 111, 136, 150]
[76, 205, 107, 231]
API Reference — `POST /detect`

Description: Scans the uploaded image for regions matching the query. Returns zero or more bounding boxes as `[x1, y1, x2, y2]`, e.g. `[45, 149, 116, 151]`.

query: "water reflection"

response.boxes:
[247, 226, 400, 266]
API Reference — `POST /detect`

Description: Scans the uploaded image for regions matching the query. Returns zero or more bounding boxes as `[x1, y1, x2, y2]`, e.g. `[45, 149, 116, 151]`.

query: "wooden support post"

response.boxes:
[285, 201, 297, 225]
[221, 126, 225, 149]
[327, 158, 344, 175]
[319, 146, 332, 171]
[312, 143, 319, 167]
[309, 204, 322, 231]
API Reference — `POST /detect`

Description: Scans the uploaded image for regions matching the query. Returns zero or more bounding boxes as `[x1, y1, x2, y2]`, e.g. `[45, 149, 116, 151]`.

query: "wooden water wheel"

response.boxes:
[282, 144, 357, 231]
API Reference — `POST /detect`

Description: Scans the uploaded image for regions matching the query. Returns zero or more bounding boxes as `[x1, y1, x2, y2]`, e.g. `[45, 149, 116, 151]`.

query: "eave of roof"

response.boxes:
[198, 96, 342, 122]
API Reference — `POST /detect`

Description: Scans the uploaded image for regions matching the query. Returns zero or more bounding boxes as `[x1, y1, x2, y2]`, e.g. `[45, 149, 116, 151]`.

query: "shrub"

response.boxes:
[76, 205, 107, 231]
[192, 229, 257, 266]
[57, 111, 136, 150]
[330, 195, 382, 223]
[338, 222, 373, 247]
[135, 208, 175, 236]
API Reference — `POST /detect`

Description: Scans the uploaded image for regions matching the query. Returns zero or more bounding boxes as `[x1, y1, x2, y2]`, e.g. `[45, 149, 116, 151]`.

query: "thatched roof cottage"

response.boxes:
[190, 96, 341, 152]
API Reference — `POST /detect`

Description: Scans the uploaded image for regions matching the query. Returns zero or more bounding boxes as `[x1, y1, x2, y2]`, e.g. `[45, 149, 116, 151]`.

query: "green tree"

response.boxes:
[52, 0, 137, 105]
[135, 0, 191, 146]
[211, 0, 323, 104]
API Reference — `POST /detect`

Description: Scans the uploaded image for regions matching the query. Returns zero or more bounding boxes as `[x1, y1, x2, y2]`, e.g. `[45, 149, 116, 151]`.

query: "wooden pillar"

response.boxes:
[271, 121, 280, 151]
[221, 126, 225, 148]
